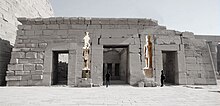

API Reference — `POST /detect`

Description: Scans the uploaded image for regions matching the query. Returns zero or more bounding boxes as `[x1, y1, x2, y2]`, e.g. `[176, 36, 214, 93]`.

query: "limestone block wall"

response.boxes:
[7, 17, 217, 86]
[151, 29, 217, 85]
[6, 17, 158, 86]
[183, 32, 217, 85]
[152, 29, 184, 85]
[0, 38, 12, 85]
[195, 35, 220, 73]
[120, 49, 127, 82]
[0, 0, 53, 44]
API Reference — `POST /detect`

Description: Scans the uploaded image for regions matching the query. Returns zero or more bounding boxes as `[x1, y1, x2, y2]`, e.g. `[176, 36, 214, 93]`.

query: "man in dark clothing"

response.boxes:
[161, 70, 166, 87]
[105, 72, 110, 87]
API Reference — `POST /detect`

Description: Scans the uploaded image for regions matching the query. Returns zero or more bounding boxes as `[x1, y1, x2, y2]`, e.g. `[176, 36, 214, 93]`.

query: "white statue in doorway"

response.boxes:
[83, 32, 90, 49]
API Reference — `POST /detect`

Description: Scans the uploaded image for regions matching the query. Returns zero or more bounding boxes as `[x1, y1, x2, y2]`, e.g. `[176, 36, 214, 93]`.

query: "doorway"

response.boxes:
[103, 45, 129, 85]
[52, 51, 68, 85]
[162, 51, 178, 85]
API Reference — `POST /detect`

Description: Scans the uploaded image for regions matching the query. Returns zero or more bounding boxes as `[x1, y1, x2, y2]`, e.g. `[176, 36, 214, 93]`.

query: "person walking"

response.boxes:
[161, 70, 166, 87]
[105, 72, 110, 88]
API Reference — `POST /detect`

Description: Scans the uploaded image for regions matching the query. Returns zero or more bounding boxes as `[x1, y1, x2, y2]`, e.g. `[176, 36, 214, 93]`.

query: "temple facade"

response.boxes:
[5, 17, 219, 86]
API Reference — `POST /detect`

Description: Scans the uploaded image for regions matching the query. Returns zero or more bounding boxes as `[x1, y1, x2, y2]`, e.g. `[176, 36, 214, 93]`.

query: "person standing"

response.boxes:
[161, 70, 166, 87]
[105, 72, 110, 88]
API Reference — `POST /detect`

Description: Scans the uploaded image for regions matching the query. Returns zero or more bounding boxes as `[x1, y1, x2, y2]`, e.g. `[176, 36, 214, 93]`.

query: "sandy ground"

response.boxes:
[0, 84, 220, 106]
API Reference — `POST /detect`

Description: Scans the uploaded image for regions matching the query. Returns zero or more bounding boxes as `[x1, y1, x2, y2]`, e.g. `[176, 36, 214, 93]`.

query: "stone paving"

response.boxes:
[0, 84, 220, 106]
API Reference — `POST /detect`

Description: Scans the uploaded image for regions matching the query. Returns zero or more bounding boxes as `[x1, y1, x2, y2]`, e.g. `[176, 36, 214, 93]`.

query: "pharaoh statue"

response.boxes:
[143, 34, 153, 77]
[82, 32, 91, 78]
[144, 35, 153, 69]
[83, 32, 90, 49]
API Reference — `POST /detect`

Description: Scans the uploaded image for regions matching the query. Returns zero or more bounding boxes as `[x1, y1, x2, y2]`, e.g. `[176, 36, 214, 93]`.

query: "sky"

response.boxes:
[50, 0, 220, 35]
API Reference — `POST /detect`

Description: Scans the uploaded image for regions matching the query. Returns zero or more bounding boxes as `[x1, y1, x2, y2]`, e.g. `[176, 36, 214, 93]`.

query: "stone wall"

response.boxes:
[195, 35, 220, 74]
[0, 0, 53, 44]
[120, 48, 127, 82]
[6, 17, 158, 86]
[183, 33, 217, 85]
[0, 38, 12, 85]
[6, 17, 217, 86]
[150, 29, 217, 85]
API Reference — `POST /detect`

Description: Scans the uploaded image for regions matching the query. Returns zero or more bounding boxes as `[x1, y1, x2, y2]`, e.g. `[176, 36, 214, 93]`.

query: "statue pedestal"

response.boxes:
[77, 78, 93, 87]
[82, 68, 90, 78]
[138, 67, 157, 87]
[78, 68, 92, 87]
[143, 67, 153, 78]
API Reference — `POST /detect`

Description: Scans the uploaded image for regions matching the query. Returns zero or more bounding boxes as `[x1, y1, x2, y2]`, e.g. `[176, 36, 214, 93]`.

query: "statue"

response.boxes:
[83, 32, 90, 49]
[83, 48, 90, 70]
[143, 34, 153, 78]
[144, 35, 152, 69]
[82, 32, 91, 78]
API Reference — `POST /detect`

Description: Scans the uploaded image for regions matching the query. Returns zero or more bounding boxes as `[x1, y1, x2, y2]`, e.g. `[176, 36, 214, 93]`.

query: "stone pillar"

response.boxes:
[68, 50, 77, 86]
[91, 45, 103, 86]
[177, 44, 187, 85]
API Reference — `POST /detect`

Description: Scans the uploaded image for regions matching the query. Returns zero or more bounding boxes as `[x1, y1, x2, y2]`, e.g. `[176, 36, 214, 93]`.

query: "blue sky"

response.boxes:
[50, 0, 220, 35]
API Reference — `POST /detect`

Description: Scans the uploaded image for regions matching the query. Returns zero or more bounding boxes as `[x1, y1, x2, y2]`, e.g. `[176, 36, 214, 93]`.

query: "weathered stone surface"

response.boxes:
[26, 52, 38, 58]
[25, 31, 35, 36]
[47, 25, 59, 29]
[15, 71, 25, 75]
[6, 81, 20, 86]
[8, 64, 23, 71]
[37, 52, 44, 59]
[6, 17, 218, 86]
[6, 71, 14, 76]
[31, 70, 43, 75]
[11, 52, 25, 58]
[21, 75, 31, 80]
[28, 80, 42, 86]
[36, 64, 43, 70]
[32, 75, 43, 80]
[32, 25, 46, 30]
[18, 59, 43, 64]
[38, 43, 47, 48]
[5, 76, 22, 81]
[138, 81, 144, 87]
[26, 43, 38, 48]
[24, 64, 35, 71]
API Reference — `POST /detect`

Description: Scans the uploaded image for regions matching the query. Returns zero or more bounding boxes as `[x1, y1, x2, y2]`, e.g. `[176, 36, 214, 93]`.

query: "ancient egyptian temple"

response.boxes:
[5, 17, 219, 86]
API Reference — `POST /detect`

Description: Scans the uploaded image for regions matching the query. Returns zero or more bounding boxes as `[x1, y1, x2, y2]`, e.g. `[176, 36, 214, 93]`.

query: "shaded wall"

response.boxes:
[0, 38, 12, 85]
[120, 48, 127, 82]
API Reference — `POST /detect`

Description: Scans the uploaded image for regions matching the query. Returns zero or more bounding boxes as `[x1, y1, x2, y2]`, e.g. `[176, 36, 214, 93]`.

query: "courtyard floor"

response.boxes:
[0, 83, 220, 106]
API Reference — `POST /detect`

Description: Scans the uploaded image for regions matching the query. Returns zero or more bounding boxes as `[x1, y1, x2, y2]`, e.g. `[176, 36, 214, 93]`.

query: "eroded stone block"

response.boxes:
[24, 64, 35, 71]
[5, 76, 22, 81]
[26, 52, 37, 58]
[8, 64, 23, 71]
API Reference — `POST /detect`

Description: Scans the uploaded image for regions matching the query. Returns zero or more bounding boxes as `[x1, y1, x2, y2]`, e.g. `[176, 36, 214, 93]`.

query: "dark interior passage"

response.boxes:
[103, 46, 128, 85]
[52, 51, 68, 85]
[162, 51, 178, 84]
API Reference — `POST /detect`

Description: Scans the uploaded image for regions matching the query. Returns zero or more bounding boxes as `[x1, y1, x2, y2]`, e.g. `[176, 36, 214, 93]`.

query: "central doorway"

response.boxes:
[52, 51, 68, 85]
[103, 45, 128, 85]
[162, 51, 178, 85]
